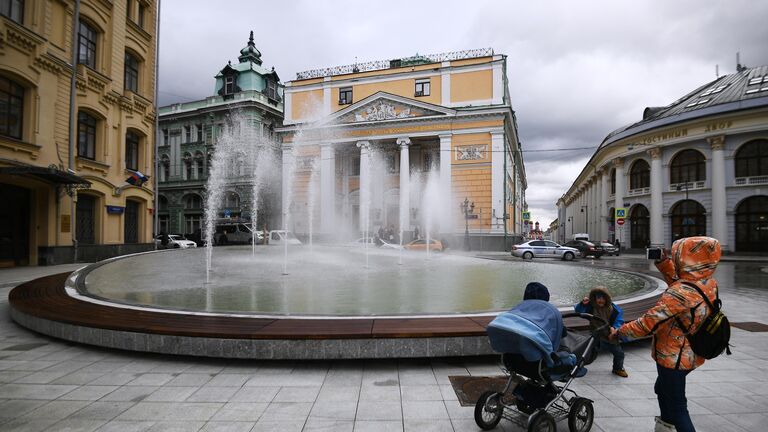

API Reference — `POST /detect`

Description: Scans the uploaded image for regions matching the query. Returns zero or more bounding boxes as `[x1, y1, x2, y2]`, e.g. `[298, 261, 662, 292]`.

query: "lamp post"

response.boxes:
[460, 197, 475, 251]
[580, 205, 588, 234]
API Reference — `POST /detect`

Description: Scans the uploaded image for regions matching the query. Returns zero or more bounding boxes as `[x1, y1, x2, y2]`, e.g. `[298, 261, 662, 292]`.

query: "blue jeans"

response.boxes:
[597, 340, 625, 371]
[655, 364, 695, 432]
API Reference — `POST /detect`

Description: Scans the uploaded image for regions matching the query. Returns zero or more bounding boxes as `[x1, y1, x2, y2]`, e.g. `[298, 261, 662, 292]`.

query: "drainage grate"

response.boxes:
[731, 322, 768, 332]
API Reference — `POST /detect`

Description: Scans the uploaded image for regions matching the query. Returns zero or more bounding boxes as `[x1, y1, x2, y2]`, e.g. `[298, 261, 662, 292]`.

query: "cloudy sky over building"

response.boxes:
[158, 0, 768, 230]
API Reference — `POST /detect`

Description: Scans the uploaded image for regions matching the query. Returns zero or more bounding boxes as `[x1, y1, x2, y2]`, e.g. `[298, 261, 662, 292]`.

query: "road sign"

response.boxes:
[615, 208, 626, 219]
[224, 210, 231, 218]
[522, 211, 531, 221]
[617, 218, 625, 226]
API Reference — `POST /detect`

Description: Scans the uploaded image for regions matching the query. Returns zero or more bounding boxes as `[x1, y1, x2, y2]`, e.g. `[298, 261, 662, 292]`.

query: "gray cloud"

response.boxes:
[158, 0, 768, 230]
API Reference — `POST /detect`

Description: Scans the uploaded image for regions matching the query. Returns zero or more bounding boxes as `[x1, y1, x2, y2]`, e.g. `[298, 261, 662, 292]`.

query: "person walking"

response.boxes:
[574, 286, 627, 377]
[611, 236, 722, 432]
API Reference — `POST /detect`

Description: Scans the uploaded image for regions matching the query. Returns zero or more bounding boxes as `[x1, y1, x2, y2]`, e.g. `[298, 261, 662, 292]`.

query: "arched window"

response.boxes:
[125, 130, 140, 171]
[183, 152, 192, 180]
[195, 152, 204, 179]
[735, 139, 768, 179]
[0, 75, 24, 139]
[160, 154, 170, 182]
[184, 194, 202, 210]
[670, 149, 705, 184]
[735, 196, 768, 252]
[223, 191, 239, 208]
[77, 20, 98, 69]
[77, 111, 97, 159]
[124, 51, 140, 93]
[610, 169, 616, 195]
[630, 204, 650, 248]
[158, 195, 168, 211]
[670, 200, 706, 242]
[629, 159, 650, 190]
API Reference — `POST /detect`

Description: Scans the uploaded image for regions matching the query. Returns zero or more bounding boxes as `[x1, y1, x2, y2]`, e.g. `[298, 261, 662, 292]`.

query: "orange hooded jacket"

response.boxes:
[617, 236, 721, 370]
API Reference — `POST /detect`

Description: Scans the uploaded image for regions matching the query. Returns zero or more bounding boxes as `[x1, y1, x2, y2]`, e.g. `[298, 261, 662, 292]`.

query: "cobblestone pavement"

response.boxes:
[0, 258, 766, 431]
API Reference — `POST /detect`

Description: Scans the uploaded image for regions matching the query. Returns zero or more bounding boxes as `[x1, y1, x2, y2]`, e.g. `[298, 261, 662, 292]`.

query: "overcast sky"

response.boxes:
[158, 0, 768, 230]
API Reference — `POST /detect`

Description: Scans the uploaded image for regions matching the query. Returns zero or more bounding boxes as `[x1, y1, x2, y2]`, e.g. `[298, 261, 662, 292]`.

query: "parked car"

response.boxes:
[511, 240, 578, 261]
[348, 237, 403, 250]
[267, 230, 302, 246]
[214, 222, 262, 245]
[600, 242, 619, 256]
[404, 239, 443, 252]
[155, 234, 197, 249]
[564, 240, 604, 258]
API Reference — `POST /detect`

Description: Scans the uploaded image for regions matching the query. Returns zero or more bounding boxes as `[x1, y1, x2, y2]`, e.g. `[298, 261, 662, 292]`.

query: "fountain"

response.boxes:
[8, 103, 666, 360]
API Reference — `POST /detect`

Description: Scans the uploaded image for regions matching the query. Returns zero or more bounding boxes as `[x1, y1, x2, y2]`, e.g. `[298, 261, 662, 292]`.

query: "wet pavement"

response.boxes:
[0, 256, 766, 431]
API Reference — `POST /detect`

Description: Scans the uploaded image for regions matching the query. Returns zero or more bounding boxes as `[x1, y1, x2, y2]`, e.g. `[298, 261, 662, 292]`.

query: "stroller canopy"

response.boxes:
[486, 300, 565, 367]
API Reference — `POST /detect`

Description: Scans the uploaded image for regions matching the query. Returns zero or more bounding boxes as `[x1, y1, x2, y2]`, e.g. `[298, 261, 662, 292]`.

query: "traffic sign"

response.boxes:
[617, 218, 625, 226]
[224, 210, 231, 218]
[615, 208, 626, 219]
[522, 211, 531, 221]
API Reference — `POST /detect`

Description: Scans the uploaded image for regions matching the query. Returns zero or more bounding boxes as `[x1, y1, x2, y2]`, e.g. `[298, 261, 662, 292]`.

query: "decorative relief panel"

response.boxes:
[354, 102, 414, 122]
[455, 145, 487, 161]
[296, 156, 317, 171]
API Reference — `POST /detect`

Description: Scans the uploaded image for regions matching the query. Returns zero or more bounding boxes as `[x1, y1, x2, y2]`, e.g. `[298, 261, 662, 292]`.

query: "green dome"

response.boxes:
[238, 31, 262, 65]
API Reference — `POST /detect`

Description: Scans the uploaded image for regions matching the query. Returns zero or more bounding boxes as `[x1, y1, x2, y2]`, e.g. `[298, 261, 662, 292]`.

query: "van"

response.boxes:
[214, 222, 263, 245]
[268, 230, 302, 246]
[573, 233, 590, 242]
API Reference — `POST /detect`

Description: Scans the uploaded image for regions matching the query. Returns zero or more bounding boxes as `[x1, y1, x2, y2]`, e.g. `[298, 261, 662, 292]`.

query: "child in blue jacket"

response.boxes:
[574, 286, 627, 377]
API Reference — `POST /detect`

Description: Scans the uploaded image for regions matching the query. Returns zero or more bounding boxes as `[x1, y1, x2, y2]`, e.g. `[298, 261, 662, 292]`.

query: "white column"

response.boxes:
[613, 158, 625, 246]
[397, 137, 411, 233]
[491, 132, 504, 232]
[441, 61, 451, 106]
[649, 147, 664, 247]
[600, 169, 609, 241]
[709, 136, 728, 250]
[281, 147, 295, 226]
[439, 134, 453, 233]
[320, 144, 335, 233]
[357, 141, 371, 233]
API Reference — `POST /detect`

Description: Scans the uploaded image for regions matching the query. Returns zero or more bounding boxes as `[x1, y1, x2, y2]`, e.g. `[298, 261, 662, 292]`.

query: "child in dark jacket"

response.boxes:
[574, 286, 627, 377]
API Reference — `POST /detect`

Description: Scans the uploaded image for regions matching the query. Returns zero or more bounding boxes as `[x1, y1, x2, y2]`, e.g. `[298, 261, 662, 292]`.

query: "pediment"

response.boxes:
[329, 92, 453, 125]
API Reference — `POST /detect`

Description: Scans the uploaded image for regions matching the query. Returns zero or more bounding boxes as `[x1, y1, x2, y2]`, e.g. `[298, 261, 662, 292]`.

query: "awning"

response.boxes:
[0, 166, 91, 186]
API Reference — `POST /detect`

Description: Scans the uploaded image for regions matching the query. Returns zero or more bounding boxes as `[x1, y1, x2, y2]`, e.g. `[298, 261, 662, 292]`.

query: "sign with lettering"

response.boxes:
[106, 206, 124, 215]
[61, 215, 70, 233]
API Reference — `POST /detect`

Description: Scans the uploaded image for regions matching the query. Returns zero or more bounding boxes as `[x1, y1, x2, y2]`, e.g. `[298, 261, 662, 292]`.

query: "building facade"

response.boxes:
[0, 0, 157, 266]
[557, 65, 768, 253]
[277, 50, 527, 249]
[157, 32, 283, 239]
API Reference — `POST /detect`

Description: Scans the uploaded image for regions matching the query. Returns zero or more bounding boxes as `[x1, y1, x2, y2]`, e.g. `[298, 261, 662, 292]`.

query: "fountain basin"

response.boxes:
[9, 248, 665, 359]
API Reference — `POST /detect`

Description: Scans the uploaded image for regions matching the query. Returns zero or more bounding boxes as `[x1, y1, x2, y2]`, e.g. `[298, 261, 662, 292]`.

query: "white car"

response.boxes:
[268, 230, 302, 246]
[347, 238, 403, 250]
[155, 234, 197, 249]
[511, 240, 579, 261]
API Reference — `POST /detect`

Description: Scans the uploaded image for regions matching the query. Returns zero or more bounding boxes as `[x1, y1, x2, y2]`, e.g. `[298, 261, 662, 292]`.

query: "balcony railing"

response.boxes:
[669, 181, 705, 192]
[627, 187, 650, 196]
[734, 176, 768, 186]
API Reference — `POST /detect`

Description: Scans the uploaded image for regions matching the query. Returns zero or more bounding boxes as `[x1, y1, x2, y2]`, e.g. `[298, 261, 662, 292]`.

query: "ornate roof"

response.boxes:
[238, 31, 262, 65]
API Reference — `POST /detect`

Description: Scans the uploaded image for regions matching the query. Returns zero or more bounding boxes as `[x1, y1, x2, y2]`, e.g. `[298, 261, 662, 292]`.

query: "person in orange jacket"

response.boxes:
[610, 236, 721, 432]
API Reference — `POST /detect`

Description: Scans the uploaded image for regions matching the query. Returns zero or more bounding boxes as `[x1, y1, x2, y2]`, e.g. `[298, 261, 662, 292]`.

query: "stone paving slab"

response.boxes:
[1, 260, 767, 431]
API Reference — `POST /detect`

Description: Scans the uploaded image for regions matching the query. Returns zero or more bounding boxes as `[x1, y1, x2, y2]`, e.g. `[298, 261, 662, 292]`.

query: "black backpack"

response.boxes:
[677, 281, 732, 359]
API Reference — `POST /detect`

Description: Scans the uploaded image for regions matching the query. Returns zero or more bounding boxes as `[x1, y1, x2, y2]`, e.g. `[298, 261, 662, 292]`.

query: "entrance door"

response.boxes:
[630, 205, 650, 248]
[124, 200, 139, 243]
[0, 184, 30, 266]
[76, 195, 96, 244]
[735, 196, 768, 252]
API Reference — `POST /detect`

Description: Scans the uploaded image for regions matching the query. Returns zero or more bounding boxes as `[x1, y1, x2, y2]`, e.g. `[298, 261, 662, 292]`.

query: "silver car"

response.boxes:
[511, 240, 579, 261]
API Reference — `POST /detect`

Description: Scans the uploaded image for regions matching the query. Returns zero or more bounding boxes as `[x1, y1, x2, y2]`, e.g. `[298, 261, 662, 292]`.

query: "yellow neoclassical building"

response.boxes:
[0, 0, 157, 266]
[277, 50, 527, 249]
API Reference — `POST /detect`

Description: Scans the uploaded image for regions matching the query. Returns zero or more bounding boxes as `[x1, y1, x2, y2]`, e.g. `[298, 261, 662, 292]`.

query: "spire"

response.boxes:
[238, 30, 262, 65]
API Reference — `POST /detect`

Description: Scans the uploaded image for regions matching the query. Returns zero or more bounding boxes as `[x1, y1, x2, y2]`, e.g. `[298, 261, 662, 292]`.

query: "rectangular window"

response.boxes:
[0, 75, 24, 139]
[415, 79, 430, 97]
[350, 156, 360, 176]
[0, 0, 23, 24]
[339, 87, 352, 105]
[78, 21, 97, 69]
[124, 52, 139, 92]
[196, 124, 203, 142]
[162, 129, 168, 145]
[137, 2, 145, 28]
[266, 79, 277, 100]
[77, 111, 96, 159]
[225, 76, 235, 94]
[125, 131, 139, 171]
[184, 125, 191, 143]
[126, 0, 132, 19]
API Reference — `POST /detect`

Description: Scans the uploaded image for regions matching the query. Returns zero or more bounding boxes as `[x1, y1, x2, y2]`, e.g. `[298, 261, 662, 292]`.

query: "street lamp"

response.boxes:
[580, 205, 588, 234]
[460, 197, 475, 251]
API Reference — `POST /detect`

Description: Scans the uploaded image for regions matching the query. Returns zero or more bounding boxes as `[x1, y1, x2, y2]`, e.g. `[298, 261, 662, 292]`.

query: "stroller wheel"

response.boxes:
[567, 397, 594, 432]
[474, 391, 503, 430]
[527, 411, 556, 432]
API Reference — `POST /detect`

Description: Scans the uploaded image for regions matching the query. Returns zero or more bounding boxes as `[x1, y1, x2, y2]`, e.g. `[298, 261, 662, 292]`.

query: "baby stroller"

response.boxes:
[474, 299, 608, 432]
